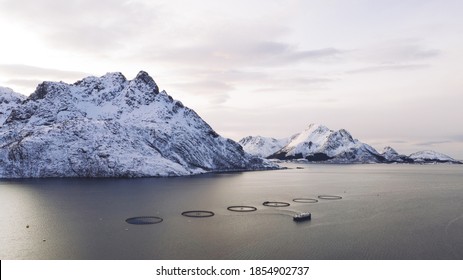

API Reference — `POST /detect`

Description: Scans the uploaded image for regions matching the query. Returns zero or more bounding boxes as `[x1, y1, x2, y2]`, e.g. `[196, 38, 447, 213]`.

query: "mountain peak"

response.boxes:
[0, 87, 26, 103]
[306, 123, 330, 133]
[266, 124, 384, 163]
[134, 70, 159, 94]
[0, 87, 26, 125]
[101, 72, 127, 83]
[383, 146, 398, 154]
[381, 146, 407, 162]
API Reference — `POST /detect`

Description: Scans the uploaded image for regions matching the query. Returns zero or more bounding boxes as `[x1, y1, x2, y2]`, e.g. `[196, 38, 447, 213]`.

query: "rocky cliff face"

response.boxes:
[0, 71, 275, 178]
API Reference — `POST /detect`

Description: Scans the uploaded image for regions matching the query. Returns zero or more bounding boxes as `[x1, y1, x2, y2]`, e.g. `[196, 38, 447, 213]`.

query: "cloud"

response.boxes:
[240, 42, 343, 65]
[143, 42, 343, 69]
[287, 48, 342, 61]
[451, 135, 463, 142]
[0, 0, 160, 53]
[343, 40, 440, 75]
[353, 41, 440, 64]
[168, 80, 233, 104]
[0, 0, 344, 78]
[414, 135, 463, 147]
[164, 71, 334, 104]
[416, 140, 453, 146]
[388, 140, 409, 144]
[191, 69, 269, 83]
[348, 63, 429, 74]
[0, 64, 91, 93]
[0, 64, 89, 80]
[4, 79, 42, 90]
[251, 77, 334, 93]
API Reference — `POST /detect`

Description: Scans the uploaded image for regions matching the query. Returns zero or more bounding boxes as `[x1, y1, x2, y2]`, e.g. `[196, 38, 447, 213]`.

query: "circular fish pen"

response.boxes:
[125, 216, 163, 225]
[227, 206, 257, 212]
[318, 195, 342, 200]
[292, 198, 318, 203]
[181, 210, 215, 218]
[262, 201, 290, 207]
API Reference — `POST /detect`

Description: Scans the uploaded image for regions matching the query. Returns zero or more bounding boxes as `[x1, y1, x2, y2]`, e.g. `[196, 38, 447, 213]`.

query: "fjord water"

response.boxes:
[1, 164, 462, 260]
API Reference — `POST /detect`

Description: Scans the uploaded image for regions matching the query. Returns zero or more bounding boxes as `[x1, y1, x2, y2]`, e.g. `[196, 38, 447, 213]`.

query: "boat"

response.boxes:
[293, 212, 311, 222]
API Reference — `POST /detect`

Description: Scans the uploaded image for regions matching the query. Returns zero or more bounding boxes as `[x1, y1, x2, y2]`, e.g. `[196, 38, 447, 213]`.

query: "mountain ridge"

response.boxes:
[239, 124, 461, 164]
[0, 71, 276, 178]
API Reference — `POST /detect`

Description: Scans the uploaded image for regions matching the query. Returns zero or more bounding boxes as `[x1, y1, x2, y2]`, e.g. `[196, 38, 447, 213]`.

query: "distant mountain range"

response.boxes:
[0, 71, 275, 178]
[239, 124, 461, 164]
[1, 72, 460, 179]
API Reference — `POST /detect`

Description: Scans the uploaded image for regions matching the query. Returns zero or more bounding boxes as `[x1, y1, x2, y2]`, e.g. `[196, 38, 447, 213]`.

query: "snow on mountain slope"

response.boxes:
[0, 71, 276, 178]
[268, 124, 385, 163]
[381, 146, 413, 163]
[382, 146, 460, 163]
[239, 136, 289, 157]
[409, 150, 461, 163]
[240, 124, 461, 164]
[0, 87, 26, 125]
[382, 146, 399, 160]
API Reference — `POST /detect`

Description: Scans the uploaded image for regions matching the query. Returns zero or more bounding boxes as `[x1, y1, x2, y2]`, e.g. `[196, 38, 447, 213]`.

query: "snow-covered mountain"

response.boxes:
[0, 71, 275, 178]
[409, 150, 460, 163]
[381, 147, 461, 164]
[381, 146, 413, 163]
[240, 124, 461, 164]
[267, 124, 385, 163]
[238, 136, 289, 158]
[0, 87, 26, 125]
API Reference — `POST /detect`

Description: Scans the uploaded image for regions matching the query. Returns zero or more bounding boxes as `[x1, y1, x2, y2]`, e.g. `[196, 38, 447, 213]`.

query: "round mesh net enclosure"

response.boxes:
[318, 195, 342, 200]
[125, 216, 163, 225]
[227, 206, 257, 212]
[262, 201, 290, 207]
[181, 210, 215, 218]
[293, 198, 318, 203]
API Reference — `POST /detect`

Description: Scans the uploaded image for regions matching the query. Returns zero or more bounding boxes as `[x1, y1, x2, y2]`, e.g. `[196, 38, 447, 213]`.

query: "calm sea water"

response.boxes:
[1, 164, 462, 260]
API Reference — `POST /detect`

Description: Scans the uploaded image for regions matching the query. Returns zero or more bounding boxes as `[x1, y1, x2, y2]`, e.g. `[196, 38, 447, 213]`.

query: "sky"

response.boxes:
[0, 0, 462, 159]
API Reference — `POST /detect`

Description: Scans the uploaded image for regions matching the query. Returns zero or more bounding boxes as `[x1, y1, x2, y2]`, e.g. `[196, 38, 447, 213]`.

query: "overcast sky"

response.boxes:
[0, 0, 462, 158]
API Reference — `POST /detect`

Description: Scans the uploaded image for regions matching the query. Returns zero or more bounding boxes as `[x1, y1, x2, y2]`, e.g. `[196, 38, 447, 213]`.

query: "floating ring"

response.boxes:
[318, 195, 342, 200]
[227, 206, 257, 212]
[262, 201, 290, 207]
[181, 210, 215, 218]
[125, 216, 163, 225]
[293, 198, 318, 203]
